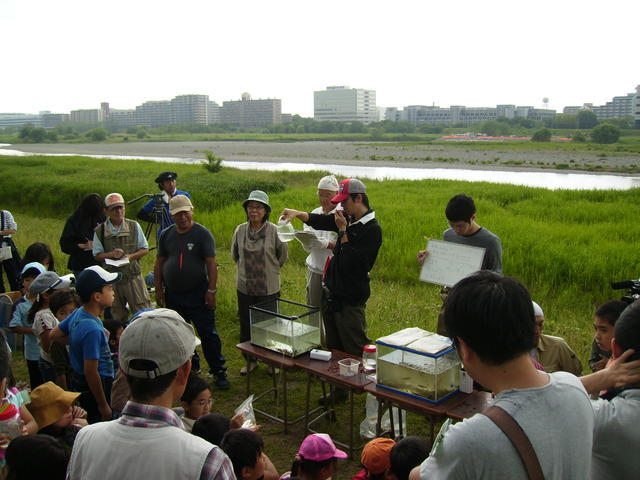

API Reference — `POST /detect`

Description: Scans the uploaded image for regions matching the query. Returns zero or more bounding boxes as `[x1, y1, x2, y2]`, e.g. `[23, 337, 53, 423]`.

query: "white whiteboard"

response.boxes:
[419, 239, 485, 287]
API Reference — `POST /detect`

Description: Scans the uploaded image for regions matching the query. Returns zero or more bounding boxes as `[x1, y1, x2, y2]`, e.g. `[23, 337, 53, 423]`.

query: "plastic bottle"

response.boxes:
[276, 219, 296, 243]
[0, 402, 22, 439]
[363, 344, 377, 373]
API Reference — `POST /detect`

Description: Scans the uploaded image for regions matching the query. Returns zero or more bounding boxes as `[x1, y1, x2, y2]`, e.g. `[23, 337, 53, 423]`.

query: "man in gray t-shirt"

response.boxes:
[154, 195, 229, 389]
[418, 194, 502, 335]
[410, 272, 594, 480]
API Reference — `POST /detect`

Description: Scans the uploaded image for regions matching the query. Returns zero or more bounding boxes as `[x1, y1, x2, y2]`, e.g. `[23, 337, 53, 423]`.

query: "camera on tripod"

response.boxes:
[128, 193, 169, 250]
[611, 280, 640, 304]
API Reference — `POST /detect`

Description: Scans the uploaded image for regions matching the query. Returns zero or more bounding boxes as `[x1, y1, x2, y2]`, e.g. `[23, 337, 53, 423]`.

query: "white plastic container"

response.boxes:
[338, 358, 360, 377]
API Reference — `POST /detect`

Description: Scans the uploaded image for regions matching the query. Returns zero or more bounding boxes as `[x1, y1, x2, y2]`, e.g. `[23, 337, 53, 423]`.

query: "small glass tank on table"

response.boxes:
[376, 327, 461, 404]
[250, 298, 321, 357]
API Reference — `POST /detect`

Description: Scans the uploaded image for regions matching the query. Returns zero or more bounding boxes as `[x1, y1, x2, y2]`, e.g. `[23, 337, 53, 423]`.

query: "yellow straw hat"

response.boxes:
[29, 382, 80, 430]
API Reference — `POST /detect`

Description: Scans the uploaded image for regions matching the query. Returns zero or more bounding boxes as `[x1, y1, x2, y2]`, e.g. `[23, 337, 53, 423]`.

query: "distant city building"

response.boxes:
[108, 109, 137, 129]
[0, 113, 42, 128]
[280, 113, 292, 123]
[171, 94, 209, 124]
[222, 93, 282, 127]
[69, 109, 102, 124]
[496, 105, 516, 119]
[41, 113, 69, 129]
[208, 100, 221, 124]
[636, 85, 640, 126]
[563, 106, 583, 115]
[591, 91, 636, 119]
[314, 86, 377, 123]
[384, 107, 399, 122]
[386, 103, 555, 125]
[135, 100, 172, 128]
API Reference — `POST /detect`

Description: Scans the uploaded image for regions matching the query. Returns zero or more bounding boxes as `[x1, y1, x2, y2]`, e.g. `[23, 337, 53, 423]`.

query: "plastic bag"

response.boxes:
[359, 393, 406, 439]
[234, 394, 257, 430]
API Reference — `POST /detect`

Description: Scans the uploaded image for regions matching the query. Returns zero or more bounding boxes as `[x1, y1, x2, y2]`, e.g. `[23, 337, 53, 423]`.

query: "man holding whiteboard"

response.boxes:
[418, 194, 502, 335]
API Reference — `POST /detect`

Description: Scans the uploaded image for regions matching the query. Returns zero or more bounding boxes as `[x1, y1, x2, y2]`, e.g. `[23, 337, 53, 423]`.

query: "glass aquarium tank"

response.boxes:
[376, 327, 461, 404]
[250, 298, 321, 357]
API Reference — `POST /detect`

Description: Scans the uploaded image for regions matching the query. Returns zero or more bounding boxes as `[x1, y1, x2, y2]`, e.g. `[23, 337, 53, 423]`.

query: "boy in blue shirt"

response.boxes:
[51, 265, 121, 423]
[9, 262, 47, 388]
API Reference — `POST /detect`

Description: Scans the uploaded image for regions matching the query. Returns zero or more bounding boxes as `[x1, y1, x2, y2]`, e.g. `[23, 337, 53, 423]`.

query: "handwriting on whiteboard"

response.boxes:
[419, 239, 485, 287]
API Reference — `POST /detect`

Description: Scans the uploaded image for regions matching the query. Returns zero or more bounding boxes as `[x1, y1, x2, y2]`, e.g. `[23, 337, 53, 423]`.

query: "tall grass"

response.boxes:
[4, 154, 639, 360]
[5, 154, 640, 476]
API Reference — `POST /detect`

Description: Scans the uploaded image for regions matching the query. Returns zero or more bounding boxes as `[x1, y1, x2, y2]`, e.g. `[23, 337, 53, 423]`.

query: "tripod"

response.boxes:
[129, 193, 168, 251]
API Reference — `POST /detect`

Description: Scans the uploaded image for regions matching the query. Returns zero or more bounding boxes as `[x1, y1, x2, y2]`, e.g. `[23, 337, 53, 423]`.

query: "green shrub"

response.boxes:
[591, 123, 621, 144]
[202, 150, 223, 173]
[571, 131, 587, 142]
[531, 128, 552, 142]
[86, 128, 108, 142]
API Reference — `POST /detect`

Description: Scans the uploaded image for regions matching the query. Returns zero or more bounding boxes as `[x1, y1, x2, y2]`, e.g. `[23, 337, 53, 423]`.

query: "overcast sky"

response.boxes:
[2, 0, 637, 117]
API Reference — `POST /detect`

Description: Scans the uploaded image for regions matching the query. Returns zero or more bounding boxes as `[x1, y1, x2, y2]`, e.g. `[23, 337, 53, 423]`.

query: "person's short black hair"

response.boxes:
[6, 434, 70, 480]
[595, 300, 627, 327]
[49, 288, 81, 316]
[125, 370, 177, 402]
[20, 268, 41, 281]
[78, 284, 112, 305]
[350, 193, 370, 209]
[294, 457, 336, 477]
[192, 413, 230, 446]
[0, 331, 10, 382]
[614, 300, 640, 362]
[445, 194, 476, 223]
[389, 436, 431, 480]
[444, 271, 535, 365]
[220, 429, 264, 479]
[181, 374, 210, 404]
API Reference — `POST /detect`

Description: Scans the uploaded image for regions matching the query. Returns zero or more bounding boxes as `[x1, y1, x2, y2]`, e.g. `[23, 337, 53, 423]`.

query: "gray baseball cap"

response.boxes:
[28, 271, 63, 295]
[119, 308, 201, 379]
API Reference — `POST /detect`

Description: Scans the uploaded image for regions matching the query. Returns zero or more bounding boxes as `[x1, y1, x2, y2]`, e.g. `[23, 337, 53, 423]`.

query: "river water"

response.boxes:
[2, 144, 639, 191]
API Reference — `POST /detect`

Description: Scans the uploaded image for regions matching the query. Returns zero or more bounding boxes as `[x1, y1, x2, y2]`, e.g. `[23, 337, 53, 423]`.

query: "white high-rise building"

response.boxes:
[314, 86, 377, 123]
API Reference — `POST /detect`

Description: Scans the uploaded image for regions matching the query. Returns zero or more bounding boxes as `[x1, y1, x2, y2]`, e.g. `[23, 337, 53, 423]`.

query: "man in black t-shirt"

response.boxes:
[154, 195, 228, 389]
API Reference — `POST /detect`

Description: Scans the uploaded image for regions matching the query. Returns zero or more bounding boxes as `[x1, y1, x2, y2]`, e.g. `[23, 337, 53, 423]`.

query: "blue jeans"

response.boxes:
[165, 284, 226, 375]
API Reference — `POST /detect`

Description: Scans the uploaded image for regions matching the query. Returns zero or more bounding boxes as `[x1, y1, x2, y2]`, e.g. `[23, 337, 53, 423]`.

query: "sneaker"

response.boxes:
[214, 374, 230, 390]
[240, 362, 258, 376]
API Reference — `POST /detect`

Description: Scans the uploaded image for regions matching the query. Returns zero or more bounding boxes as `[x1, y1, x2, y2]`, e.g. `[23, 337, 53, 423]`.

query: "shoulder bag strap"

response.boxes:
[483, 405, 544, 480]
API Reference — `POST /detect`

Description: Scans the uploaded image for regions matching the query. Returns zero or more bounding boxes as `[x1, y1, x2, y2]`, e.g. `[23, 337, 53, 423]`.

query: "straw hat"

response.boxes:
[29, 382, 80, 429]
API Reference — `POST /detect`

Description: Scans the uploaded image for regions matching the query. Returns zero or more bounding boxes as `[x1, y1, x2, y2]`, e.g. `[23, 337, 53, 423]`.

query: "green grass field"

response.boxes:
[3, 154, 639, 477]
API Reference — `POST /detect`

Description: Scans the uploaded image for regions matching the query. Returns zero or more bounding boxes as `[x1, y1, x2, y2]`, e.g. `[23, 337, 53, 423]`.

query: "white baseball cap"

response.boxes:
[317, 175, 339, 191]
[532, 301, 544, 318]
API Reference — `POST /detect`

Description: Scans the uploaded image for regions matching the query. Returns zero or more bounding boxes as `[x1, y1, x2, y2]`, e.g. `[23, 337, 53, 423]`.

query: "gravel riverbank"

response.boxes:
[3, 140, 640, 175]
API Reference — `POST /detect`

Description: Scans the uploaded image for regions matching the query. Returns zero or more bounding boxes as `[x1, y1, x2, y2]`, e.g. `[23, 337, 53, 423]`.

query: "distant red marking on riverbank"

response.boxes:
[441, 135, 572, 142]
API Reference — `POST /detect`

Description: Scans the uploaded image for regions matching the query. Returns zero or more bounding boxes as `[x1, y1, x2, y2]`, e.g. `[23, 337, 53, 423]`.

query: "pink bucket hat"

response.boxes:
[298, 433, 348, 462]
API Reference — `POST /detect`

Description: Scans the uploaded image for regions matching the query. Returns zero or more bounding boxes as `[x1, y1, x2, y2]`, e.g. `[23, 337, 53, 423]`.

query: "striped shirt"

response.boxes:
[0, 210, 17, 237]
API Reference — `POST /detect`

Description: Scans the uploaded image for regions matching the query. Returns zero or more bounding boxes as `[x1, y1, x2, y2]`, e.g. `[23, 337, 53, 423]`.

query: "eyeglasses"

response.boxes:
[247, 204, 265, 211]
[193, 398, 213, 407]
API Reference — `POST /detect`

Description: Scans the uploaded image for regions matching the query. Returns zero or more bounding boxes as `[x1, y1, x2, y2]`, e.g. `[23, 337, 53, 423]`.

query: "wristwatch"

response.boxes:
[338, 230, 347, 238]
[207, 289, 217, 294]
